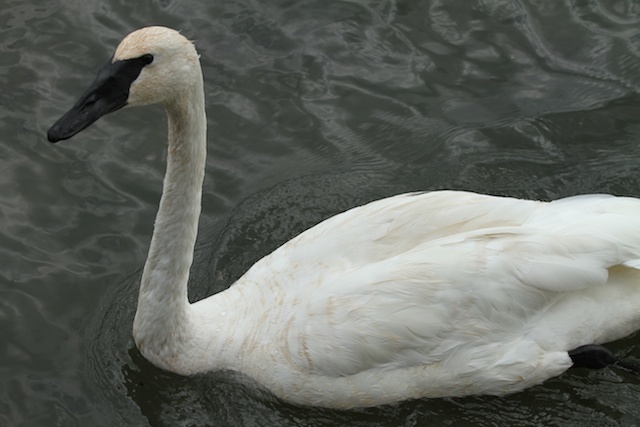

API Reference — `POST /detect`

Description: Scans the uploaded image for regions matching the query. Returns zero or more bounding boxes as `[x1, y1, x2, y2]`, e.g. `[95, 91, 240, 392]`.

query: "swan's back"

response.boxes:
[193, 191, 640, 408]
[273, 191, 541, 267]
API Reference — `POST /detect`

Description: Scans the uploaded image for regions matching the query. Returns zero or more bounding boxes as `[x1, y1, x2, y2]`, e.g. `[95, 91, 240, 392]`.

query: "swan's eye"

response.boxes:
[141, 54, 154, 65]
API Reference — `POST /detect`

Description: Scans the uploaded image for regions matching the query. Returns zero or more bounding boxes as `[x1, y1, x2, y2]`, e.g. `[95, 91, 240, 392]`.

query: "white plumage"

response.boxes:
[49, 27, 640, 409]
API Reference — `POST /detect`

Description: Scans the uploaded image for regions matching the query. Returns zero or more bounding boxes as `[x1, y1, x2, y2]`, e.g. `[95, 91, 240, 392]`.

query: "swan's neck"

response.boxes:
[133, 79, 207, 369]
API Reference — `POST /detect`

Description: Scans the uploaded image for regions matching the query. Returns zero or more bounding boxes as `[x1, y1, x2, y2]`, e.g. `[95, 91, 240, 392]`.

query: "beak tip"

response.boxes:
[47, 127, 63, 143]
[47, 118, 84, 143]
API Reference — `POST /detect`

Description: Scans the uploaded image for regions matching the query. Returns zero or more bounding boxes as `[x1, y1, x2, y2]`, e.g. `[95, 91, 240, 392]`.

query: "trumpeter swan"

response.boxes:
[47, 26, 640, 409]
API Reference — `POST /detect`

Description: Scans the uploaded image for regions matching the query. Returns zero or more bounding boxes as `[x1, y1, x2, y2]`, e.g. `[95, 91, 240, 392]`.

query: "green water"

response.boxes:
[2, 0, 640, 425]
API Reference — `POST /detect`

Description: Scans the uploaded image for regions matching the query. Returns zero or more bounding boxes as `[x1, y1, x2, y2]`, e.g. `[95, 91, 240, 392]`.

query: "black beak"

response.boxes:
[47, 54, 153, 143]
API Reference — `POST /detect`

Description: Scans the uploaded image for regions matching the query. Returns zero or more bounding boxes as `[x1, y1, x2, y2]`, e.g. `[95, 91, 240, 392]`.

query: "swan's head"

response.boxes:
[47, 26, 202, 143]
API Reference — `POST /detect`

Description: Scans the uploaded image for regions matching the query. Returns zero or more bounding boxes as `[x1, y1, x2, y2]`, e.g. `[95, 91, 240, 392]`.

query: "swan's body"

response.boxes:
[48, 27, 640, 409]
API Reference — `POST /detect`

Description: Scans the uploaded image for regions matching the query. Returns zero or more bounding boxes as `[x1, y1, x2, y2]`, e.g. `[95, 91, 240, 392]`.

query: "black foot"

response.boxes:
[568, 344, 617, 369]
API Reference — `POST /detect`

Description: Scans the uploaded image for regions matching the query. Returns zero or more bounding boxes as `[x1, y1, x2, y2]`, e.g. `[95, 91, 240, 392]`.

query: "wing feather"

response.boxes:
[243, 191, 640, 377]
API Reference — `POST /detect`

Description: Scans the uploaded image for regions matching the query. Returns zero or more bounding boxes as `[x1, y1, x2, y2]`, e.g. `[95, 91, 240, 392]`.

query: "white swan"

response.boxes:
[48, 26, 640, 409]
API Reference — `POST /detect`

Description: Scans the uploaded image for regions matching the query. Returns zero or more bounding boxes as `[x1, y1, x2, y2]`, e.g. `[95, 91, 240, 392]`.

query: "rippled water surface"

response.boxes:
[2, 0, 640, 425]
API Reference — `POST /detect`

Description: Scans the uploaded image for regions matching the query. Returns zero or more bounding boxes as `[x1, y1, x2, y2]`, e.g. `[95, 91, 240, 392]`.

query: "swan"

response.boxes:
[47, 26, 640, 409]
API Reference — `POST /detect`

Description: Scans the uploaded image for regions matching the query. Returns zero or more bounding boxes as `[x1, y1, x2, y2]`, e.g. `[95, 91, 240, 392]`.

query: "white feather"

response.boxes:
[54, 27, 640, 409]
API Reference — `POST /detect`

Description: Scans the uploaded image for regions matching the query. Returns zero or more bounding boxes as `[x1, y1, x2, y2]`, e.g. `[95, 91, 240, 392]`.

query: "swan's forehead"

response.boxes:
[113, 26, 192, 61]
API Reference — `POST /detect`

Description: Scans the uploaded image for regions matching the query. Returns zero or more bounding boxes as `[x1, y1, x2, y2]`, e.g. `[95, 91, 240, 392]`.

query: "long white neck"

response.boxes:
[132, 74, 207, 369]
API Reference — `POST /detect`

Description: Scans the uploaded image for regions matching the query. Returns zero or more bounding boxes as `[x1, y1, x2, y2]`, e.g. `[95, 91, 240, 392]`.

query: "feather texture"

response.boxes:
[188, 191, 640, 407]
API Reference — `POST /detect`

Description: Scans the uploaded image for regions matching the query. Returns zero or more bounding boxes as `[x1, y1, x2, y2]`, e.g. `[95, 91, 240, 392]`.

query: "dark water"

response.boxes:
[2, 0, 640, 425]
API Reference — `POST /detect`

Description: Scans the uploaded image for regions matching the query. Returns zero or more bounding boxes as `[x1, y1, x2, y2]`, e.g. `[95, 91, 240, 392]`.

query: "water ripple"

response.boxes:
[2, 0, 640, 425]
